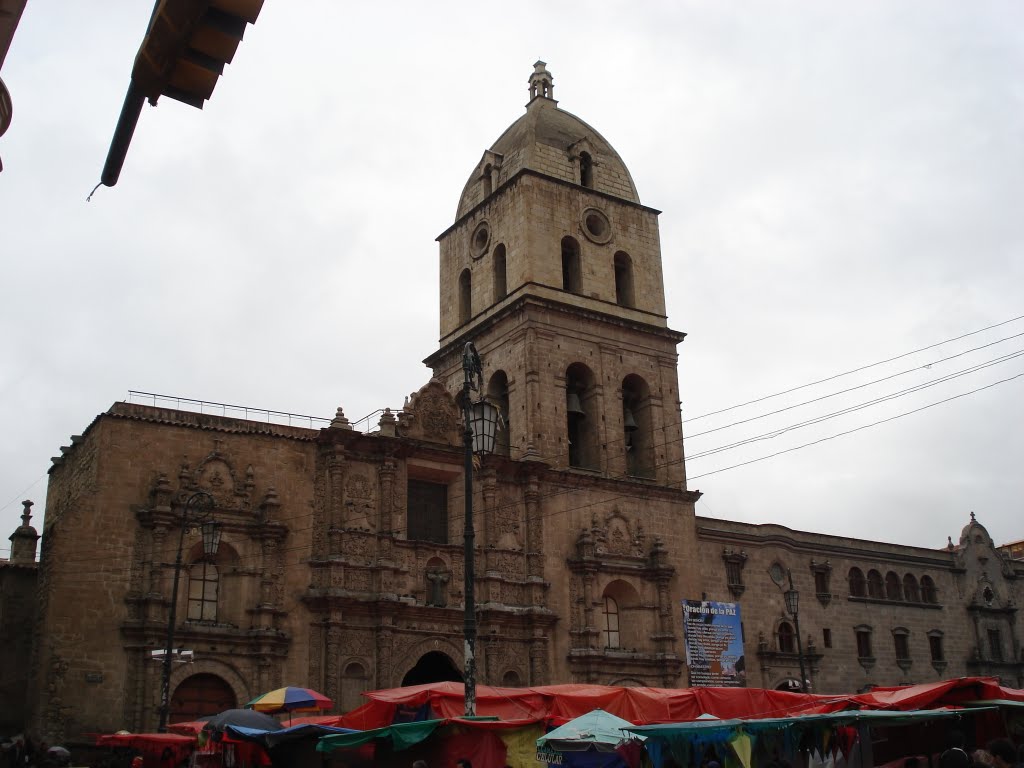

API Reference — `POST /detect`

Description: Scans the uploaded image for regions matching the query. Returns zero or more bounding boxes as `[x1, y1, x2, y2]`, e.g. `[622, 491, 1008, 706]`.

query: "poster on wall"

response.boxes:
[682, 600, 745, 687]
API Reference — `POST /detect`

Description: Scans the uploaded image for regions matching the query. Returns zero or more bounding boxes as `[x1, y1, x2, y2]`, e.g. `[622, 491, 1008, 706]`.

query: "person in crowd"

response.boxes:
[940, 747, 971, 768]
[411, 761, 428, 768]
[987, 739, 1017, 768]
[971, 751, 995, 768]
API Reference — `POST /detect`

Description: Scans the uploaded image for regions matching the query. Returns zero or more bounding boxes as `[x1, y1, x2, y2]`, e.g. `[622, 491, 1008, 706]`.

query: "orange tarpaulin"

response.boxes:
[338, 677, 1024, 731]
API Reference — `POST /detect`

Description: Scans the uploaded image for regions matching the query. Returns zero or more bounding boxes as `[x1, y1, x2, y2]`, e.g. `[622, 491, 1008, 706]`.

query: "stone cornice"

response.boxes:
[437, 167, 661, 241]
[696, 521, 955, 568]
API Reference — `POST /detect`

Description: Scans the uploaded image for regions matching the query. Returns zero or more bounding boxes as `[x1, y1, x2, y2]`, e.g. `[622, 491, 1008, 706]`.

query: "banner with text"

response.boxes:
[682, 600, 745, 687]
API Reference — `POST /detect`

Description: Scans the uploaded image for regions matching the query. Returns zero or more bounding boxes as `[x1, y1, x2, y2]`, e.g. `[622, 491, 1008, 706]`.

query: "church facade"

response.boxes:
[22, 63, 1023, 744]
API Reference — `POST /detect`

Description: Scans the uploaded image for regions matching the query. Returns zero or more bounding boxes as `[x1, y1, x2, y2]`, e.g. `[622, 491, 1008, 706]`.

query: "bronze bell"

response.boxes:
[623, 408, 638, 431]
[566, 392, 585, 416]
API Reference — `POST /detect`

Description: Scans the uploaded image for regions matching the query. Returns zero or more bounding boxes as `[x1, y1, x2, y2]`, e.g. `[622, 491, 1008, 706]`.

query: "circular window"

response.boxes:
[470, 221, 490, 258]
[769, 563, 785, 586]
[581, 208, 611, 243]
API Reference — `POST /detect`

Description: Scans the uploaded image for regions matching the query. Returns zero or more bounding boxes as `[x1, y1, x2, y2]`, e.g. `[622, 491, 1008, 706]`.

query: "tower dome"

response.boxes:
[456, 61, 640, 219]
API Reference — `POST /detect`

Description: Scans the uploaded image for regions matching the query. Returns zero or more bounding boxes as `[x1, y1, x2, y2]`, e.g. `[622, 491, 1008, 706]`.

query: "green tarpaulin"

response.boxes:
[316, 719, 444, 753]
[625, 706, 999, 739]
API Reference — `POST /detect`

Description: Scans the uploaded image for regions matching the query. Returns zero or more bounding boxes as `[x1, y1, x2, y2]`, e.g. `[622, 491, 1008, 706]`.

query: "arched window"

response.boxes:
[920, 575, 938, 604]
[566, 363, 598, 469]
[458, 268, 472, 325]
[482, 163, 493, 198]
[341, 662, 368, 714]
[613, 251, 635, 307]
[849, 567, 866, 597]
[502, 670, 522, 687]
[867, 570, 884, 599]
[778, 621, 795, 654]
[187, 560, 219, 622]
[487, 370, 511, 457]
[602, 596, 620, 649]
[622, 374, 654, 478]
[603, 580, 642, 651]
[580, 151, 594, 188]
[885, 571, 901, 600]
[903, 574, 920, 602]
[561, 236, 582, 294]
[493, 243, 507, 301]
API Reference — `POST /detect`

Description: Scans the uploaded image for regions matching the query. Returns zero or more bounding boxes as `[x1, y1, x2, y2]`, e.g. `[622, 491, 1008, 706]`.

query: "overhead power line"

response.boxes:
[687, 332, 1024, 440]
[685, 313, 1024, 422]
[688, 349, 1024, 459]
[687, 371, 1024, 480]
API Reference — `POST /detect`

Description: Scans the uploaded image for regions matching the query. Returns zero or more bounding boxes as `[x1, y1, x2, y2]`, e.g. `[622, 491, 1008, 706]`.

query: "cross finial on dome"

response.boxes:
[528, 60, 554, 102]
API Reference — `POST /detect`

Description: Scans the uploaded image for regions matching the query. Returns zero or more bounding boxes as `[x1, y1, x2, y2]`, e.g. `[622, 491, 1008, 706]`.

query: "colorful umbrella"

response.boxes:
[246, 686, 334, 714]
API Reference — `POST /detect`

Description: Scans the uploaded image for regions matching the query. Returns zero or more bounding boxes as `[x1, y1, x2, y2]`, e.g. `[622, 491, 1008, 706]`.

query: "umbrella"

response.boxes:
[537, 709, 640, 754]
[202, 709, 282, 739]
[246, 687, 333, 714]
[46, 746, 71, 766]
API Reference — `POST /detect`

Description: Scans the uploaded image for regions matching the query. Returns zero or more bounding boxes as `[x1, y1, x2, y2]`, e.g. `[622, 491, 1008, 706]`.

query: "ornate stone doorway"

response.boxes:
[401, 651, 464, 687]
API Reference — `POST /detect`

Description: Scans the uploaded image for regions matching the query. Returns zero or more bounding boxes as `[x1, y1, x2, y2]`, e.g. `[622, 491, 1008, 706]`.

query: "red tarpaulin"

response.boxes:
[338, 677, 1024, 731]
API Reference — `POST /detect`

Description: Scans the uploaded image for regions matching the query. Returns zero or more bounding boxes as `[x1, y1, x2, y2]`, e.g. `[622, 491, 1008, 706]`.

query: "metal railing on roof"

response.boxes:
[125, 391, 400, 434]
[126, 390, 332, 430]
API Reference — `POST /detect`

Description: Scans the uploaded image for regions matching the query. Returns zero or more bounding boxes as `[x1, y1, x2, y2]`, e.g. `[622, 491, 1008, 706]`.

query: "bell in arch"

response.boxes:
[566, 392, 585, 417]
[623, 408, 639, 432]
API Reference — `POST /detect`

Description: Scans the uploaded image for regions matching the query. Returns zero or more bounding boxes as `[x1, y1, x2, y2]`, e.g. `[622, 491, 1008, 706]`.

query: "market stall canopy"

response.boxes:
[96, 733, 196, 751]
[225, 722, 357, 749]
[845, 678, 1024, 711]
[317, 719, 446, 753]
[203, 708, 282, 738]
[537, 709, 641, 753]
[341, 681, 840, 730]
[337, 677, 1024, 733]
[624, 707, 999, 740]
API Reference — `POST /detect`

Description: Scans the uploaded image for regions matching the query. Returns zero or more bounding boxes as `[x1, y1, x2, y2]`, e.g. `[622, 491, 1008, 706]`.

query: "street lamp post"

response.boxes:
[783, 569, 808, 693]
[460, 342, 499, 718]
[158, 490, 221, 732]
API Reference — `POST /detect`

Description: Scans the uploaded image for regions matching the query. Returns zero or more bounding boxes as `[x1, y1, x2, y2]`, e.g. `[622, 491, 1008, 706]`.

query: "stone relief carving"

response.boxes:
[339, 630, 375, 659]
[346, 569, 372, 592]
[397, 379, 461, 445]
[495, 491, 523, 548]
[344, 472, 377, 532]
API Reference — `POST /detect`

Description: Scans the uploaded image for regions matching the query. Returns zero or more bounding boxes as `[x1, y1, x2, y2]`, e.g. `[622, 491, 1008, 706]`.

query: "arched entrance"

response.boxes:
[775, 678, 803, 693]
[401, 651, 464, 687]
[171, 673, 236, 723]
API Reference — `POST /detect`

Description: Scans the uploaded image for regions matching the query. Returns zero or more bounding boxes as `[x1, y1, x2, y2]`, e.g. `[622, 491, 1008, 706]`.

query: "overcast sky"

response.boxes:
[1, 2, 1022, 556]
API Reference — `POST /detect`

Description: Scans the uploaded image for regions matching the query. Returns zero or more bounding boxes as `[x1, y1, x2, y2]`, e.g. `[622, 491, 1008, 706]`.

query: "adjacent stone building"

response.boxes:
[20, 62, 1023, 744]
[1, 501, 38, 735]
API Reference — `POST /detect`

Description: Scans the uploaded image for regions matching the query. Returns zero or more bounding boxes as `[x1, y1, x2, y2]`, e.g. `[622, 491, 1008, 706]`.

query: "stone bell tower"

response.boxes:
[425, 61, 689, 490]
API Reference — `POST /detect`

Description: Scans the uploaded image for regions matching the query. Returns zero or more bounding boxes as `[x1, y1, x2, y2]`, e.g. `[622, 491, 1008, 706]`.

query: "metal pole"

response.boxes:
[157, 491, 213, 732]
[788, 571, 809, 694]
[461, 342, 480, 718]
[158, 518, 188, 732]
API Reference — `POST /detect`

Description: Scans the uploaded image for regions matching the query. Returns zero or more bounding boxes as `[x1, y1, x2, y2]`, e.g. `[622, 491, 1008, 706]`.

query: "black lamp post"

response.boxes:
[158, 490, 220, 732]
[783, 569, 808, 693]
[460, 342, 499, 717]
